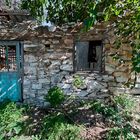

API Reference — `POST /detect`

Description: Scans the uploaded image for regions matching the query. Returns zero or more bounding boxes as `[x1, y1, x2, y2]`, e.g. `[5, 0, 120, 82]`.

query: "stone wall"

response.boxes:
[22, 24, 140, 106]
[0, 16, 139, 106]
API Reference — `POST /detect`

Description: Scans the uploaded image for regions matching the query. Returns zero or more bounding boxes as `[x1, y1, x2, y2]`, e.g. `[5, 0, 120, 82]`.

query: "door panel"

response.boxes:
[0, 41, 23, 102]
[75, 42, 89, 70]
[0, 73, 21, 102]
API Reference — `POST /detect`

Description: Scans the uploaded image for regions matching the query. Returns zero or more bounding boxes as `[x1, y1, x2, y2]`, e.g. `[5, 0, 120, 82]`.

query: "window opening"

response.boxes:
[0, 45, 17, 72]
[75, 40, 103, 72]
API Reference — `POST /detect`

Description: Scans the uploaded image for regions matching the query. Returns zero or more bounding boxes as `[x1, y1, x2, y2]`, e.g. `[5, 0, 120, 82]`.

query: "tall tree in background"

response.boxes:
[1, 0, 140, 72]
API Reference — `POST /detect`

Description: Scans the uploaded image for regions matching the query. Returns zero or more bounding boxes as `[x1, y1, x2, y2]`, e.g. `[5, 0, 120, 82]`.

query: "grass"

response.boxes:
[0, 94, 140, 140]
[0, 101, 25, 140]
[0, 101, 83, 140]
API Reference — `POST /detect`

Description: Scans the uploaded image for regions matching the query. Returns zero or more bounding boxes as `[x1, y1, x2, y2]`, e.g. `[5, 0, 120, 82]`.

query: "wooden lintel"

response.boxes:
[0, 12, 30, 16]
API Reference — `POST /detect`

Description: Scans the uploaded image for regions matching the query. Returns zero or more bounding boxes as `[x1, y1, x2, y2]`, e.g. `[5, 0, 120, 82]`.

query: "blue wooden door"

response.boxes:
[0, 41, 23, 102]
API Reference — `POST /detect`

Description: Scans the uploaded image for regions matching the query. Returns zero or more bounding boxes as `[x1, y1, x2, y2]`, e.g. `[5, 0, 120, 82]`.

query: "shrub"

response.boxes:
[45, 86, 65, 107]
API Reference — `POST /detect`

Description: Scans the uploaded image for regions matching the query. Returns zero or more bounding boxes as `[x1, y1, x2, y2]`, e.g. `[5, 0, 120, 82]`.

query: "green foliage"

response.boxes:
[3, 0, 140, 73]
[47, 0, 98, 26]
[103, 0, 140, 73]
[48, 123, 82, 140]
[21, 0, 47, 21]
[0, 94, 138, 140]
[91, 100, 118, 121]
[31, 135, 42, 140]
[45, 86, 65, 107]
[22, 0, 100, 25]
[113, 94, 134, 111]
[89, 95, 138, 140]
[41, 112, 82, 140]
[0, 101, 24, 140]
[42, 112, 67, 133]
[91, 94, 135, 122]
[73, 75, 84, 88]
[107, 125, 137, 140]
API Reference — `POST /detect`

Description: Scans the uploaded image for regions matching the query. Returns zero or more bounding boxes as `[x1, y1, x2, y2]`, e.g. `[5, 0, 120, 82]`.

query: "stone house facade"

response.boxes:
[0, 15, 140, 106]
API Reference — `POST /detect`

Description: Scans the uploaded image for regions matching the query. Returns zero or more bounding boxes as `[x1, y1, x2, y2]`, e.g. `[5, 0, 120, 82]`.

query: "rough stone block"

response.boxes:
[51, 60, 61, 66]
[24, 67, 37, 75]
[64, 39, 73, 45]
[23, 80, 31, 86]
[62, 84, 71, 89]
[29, 93, 36, 98]
[116, 76, 128, 83]
[51, 74, 63, 84]
[136, 75, 140, 83]
[38, 78, 50, 84]
[52, 40, 59, 44]
[60, 64, 73, 72]
[105, 64, 115, 74]
[62, 59, 72, 65]
[135, 84, 140, 88]
[32, 83, 42, 90]
[25, 55, 37, 63]
[77, 91, 88, 97]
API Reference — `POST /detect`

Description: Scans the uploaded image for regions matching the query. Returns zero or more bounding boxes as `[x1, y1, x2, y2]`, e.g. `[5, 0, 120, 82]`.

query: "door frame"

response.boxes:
[0, 40, 24, 102]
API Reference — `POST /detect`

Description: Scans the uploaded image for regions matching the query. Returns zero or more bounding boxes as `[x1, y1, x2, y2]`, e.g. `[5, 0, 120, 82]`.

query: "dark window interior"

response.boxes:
[75, 40, 103, 72]
[0, 45, 17, 71]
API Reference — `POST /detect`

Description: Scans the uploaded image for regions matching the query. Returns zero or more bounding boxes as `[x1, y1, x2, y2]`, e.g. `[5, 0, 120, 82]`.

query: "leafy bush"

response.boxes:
[45, 86, 65, 107]
[0, 101, 24, 140]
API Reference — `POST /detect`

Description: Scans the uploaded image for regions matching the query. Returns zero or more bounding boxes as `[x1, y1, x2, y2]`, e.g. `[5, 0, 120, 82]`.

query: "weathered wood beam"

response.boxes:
[0, 12, 30, 16]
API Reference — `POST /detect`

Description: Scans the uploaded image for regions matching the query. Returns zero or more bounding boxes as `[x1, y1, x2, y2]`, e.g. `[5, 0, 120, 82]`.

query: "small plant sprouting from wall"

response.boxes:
[73, 75, 85, 88]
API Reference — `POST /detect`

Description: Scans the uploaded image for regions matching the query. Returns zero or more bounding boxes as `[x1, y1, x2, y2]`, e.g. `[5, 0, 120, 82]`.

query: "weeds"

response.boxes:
[73, 75, 84, 88]
[47, 123, 82, 140]
[40, 112, 83, 140]
[107, 125, 137, 140]
[0, 101, 24, 140]
[0, 94, 139, 140]
[45, 86, 65, 107]
[90, 95, 138, 139]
